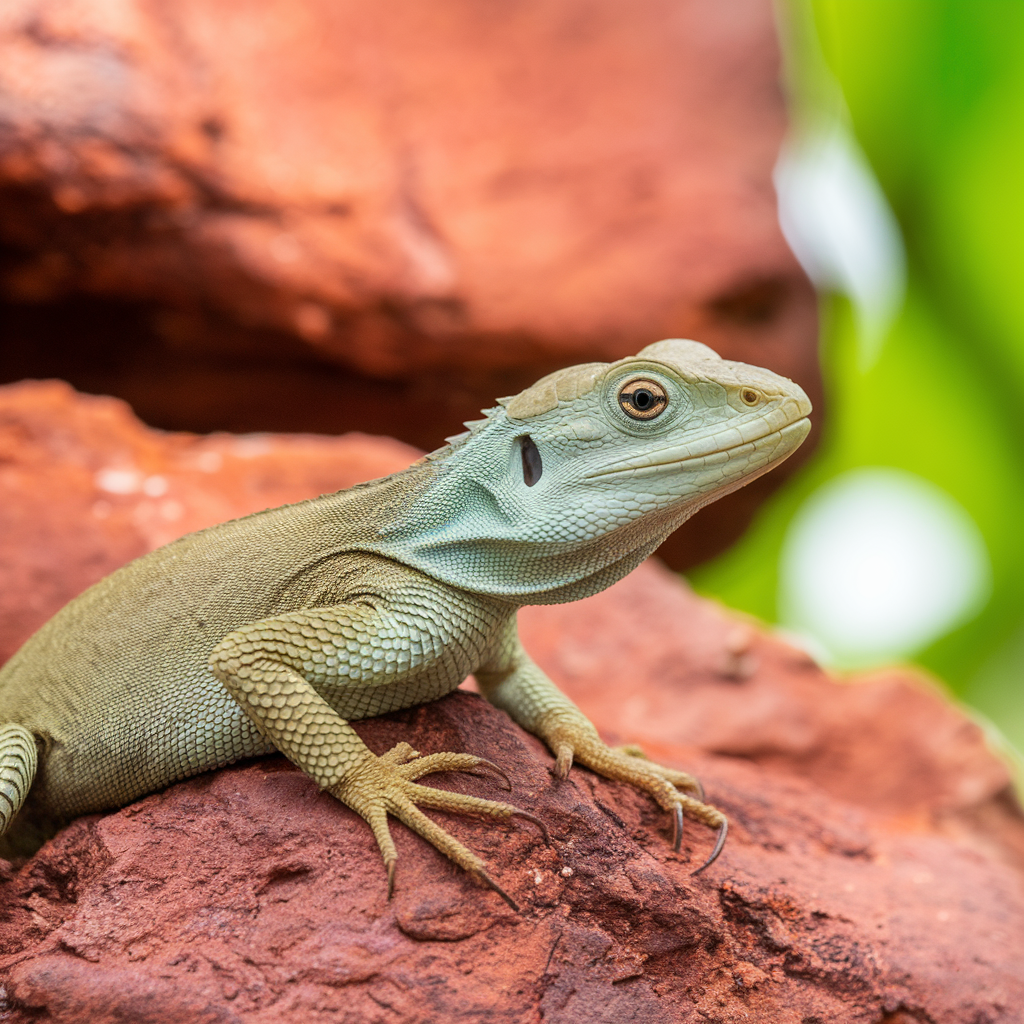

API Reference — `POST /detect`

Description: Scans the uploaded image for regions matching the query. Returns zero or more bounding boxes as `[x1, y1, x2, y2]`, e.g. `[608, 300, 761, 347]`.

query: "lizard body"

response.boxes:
[0, 339, 811, 897]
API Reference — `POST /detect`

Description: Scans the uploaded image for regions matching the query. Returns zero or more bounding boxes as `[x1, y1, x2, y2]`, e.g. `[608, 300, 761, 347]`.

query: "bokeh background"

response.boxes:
[694, 0, 1024, 761]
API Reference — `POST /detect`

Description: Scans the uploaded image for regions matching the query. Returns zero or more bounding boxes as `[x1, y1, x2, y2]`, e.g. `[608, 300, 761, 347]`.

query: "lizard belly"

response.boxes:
[12, 663, 275, 822]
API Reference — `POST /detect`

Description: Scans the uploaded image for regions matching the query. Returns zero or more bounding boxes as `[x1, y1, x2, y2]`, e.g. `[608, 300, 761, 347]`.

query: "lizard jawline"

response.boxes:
[583, 418, 811, 481]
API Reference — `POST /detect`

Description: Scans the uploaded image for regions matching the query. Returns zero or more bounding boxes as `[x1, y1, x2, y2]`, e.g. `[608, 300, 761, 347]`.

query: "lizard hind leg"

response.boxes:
[0, 724, 38, 838]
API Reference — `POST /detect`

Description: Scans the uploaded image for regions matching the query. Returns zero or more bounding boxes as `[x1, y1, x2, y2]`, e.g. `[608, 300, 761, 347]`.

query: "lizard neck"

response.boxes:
[362, 449, 695, 605]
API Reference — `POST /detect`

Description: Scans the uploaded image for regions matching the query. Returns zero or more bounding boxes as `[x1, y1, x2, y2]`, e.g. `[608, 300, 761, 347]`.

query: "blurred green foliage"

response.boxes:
[691, 1, 1024, 751]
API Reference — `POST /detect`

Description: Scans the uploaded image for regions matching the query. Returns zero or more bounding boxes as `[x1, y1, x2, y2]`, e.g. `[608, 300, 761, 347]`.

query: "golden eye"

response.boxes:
[617, 378, 668, 420]
[740, 388, 760, 406]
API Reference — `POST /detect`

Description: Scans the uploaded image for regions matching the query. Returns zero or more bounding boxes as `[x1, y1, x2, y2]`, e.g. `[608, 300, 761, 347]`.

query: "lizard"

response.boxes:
[0, 338, 811, 905]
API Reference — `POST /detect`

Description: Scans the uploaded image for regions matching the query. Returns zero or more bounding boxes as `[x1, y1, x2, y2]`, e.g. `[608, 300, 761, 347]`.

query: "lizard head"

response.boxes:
[498, 337, 811, 512]
[386, 339, 811, 601]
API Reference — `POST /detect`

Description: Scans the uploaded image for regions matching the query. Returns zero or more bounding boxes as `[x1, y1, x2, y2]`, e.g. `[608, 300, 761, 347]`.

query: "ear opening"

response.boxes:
[519, 435, 543, 487]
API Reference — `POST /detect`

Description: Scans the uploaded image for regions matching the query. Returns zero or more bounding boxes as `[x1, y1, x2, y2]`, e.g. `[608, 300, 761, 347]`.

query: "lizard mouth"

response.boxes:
[584, 417, 812, 481]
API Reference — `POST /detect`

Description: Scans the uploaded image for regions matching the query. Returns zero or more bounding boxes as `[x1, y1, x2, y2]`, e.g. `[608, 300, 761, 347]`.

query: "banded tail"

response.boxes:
[0, 724, 37, 837]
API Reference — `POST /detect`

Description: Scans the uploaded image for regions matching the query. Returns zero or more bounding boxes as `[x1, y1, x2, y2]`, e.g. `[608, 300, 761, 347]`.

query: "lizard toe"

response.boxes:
[393, 751, 512, 791]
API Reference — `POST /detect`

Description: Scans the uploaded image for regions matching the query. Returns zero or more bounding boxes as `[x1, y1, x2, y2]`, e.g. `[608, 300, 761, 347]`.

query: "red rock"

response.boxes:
[0, 691, 1022, 1022]
[0, 0, 822, 566]
[0, 0, 812, 377]
[1, 381, 1023, 1022]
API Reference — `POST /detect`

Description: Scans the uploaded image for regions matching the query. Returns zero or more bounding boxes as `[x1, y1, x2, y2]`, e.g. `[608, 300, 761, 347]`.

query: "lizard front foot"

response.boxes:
[331, 742, 546, 908]
[542, 715, 727, 874]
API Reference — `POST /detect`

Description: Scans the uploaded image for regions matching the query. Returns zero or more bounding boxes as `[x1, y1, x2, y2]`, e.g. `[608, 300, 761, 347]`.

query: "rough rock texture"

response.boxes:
[1, 382, 1023, 1022]
[0, 0, 822, 567]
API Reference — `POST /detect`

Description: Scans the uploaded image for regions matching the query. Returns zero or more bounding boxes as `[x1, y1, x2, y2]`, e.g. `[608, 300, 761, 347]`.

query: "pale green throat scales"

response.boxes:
[0, 339, 811, 905]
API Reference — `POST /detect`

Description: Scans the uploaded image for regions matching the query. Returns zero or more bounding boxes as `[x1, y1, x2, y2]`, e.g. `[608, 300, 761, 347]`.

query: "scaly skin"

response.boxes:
[0, 339, 811, 900]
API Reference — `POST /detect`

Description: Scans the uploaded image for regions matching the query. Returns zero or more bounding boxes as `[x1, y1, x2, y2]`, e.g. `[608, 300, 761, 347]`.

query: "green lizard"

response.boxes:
[0, 339, 810, 904]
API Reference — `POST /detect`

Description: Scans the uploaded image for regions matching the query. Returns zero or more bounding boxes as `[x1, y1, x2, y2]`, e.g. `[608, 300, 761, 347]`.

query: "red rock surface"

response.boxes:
[1, 385, 1023, 1022]
[0, 0, 822, 567]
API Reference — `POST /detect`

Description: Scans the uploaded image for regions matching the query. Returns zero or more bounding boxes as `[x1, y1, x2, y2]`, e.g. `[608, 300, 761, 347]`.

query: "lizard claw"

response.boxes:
[672, 804, 684, 853]
[691, 818, 728, 876]
[461, 757, 513, 791]
[387, 859, 397, 900]
[476, 868, 519, 911]
[511, 808, 551, 846]
[553, 744, 574, 780]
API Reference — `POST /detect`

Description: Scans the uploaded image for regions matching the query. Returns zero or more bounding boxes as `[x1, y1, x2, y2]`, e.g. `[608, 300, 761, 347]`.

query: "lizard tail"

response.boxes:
[0, 724, 37, 837]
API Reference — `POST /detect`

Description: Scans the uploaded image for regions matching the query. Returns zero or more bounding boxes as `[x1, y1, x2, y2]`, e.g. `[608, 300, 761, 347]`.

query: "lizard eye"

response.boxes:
[617, 378, 668, 421]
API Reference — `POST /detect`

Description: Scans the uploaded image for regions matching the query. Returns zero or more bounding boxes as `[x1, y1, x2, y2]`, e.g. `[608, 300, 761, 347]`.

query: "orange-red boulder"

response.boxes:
[0, 0, 821, 566]
[1, 381, 1022, 1022]
[0, 0, 813, 378]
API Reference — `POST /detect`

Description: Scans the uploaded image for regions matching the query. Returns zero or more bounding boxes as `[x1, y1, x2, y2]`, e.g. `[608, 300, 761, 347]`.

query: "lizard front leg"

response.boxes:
[209, 594, 542, 906]
[475, 619, 727, 873]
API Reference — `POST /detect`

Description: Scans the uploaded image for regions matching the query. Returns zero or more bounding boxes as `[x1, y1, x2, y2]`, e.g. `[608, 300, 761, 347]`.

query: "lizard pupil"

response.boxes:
[520, 435, 543, 486]
[617, 378, 668, 420]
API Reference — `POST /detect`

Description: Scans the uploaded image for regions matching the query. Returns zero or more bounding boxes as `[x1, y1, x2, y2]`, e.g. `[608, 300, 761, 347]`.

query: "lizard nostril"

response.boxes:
[741, 389, 760, 406]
